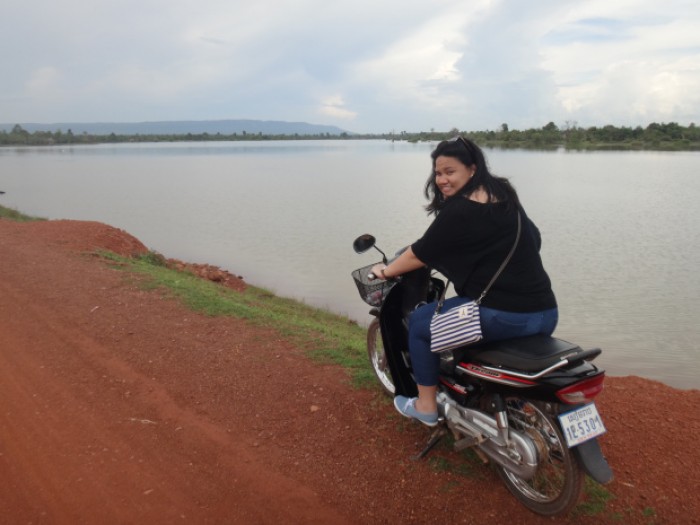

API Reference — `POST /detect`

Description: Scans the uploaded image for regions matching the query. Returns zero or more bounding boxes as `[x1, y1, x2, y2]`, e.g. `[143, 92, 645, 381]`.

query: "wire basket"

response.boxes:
[352, 262, 395, 307]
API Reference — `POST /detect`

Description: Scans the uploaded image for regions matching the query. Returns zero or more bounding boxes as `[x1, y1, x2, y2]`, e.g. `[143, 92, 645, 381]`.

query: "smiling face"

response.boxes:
[434, 155, 476, 198]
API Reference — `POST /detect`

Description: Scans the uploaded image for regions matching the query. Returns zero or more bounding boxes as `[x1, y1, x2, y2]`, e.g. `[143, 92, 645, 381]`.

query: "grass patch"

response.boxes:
[0, 203, 46, 222]
[429, 453, 481, 479]
[106, 250, 376, 389]
[427, 433, 484, 479]
[574, 478, 615, 517]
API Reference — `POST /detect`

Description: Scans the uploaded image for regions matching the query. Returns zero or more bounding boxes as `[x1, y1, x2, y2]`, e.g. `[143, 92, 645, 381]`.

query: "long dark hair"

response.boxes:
[424, 136, 520, 215]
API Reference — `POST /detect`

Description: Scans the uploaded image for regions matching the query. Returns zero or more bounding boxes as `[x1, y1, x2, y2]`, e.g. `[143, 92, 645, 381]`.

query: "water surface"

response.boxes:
[2, 141, 698, 389]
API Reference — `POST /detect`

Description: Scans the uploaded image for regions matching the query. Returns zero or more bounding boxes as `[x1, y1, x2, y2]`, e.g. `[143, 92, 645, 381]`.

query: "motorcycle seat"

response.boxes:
[453, 335, 598, 373]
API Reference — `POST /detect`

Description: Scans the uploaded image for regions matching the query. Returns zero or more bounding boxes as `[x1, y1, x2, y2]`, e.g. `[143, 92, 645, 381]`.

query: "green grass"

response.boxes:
[0, 203, 45, 222]
[103, 250, 376, 389]
[574, 477, 615, 517]
[429, 452, 482, 479]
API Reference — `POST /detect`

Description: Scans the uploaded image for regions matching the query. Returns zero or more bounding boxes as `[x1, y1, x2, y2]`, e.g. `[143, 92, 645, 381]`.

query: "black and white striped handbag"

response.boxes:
[429, 212, 522, 353]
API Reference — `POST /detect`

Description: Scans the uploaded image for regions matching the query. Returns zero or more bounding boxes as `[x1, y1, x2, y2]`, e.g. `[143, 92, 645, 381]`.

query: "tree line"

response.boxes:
[2, 121, 699, 151]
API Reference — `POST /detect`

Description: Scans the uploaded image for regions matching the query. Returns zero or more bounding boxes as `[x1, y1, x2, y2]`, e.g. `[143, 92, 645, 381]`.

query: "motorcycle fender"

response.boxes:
[573, 438, 614, 485]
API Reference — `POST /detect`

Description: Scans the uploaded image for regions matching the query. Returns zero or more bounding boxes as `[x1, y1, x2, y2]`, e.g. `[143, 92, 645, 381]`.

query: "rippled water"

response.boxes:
[1, 141, 698, 389]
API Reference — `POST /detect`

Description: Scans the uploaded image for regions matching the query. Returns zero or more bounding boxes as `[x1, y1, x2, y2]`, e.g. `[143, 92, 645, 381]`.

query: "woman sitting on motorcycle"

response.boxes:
[370, 136, 558, 426]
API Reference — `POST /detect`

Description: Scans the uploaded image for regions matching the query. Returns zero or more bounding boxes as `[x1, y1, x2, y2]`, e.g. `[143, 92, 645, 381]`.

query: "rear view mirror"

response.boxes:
[353, 234, 376, 254]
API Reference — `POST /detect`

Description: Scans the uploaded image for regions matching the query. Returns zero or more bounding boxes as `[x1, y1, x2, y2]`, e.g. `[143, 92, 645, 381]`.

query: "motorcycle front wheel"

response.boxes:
[367, 318, 395, 396]
[495, 398, 584, 516]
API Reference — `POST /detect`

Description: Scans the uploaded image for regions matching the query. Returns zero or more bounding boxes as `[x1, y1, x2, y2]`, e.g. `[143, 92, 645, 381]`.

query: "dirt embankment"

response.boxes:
[1, 218, 698, 525]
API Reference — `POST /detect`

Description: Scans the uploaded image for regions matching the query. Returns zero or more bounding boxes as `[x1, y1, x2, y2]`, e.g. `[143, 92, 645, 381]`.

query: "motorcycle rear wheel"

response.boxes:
[367, 318, 395, 396]
[495, 398, 584, 516]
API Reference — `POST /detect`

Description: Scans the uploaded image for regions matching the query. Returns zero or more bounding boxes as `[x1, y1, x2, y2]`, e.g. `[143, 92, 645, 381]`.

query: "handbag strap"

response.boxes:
[435, 210, 522, 314]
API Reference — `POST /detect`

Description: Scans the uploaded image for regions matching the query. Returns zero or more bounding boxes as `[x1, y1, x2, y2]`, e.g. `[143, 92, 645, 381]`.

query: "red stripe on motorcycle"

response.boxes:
[459, 362, 536, 386]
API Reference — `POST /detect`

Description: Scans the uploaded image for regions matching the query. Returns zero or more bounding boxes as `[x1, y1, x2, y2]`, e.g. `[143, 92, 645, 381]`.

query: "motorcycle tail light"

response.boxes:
[556, 373, 605, 404]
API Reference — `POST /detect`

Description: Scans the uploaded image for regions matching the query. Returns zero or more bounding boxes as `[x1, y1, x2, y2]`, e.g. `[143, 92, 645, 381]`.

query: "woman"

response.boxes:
[371, 136, 558, 427]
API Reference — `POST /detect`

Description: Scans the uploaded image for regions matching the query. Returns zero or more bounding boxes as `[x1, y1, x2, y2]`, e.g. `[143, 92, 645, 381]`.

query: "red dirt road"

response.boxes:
[1, 219, 699, 525]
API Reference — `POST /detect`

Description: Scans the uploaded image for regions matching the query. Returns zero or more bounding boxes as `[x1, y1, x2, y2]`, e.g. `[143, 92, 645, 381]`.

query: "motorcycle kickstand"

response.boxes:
[413, 426, 447, 461]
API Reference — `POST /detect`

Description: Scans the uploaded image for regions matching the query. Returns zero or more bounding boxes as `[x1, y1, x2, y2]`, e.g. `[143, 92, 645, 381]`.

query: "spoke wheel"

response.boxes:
[495, 398, 584, 516]
[367, 318, 395, 396]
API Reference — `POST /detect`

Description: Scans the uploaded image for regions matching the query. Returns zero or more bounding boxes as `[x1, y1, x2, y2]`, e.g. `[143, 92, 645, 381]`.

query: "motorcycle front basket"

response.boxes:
[352, 262, 395, 307]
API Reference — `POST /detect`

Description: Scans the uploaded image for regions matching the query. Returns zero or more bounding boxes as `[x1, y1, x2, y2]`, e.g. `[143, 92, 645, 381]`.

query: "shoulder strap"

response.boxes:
[435, 211, 522, 314]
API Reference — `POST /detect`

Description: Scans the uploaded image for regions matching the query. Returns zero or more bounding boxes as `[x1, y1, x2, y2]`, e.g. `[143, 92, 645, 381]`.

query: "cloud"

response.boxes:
[26, 67, 62, 95]
[558, 57, 700, 124]
[1, 0, 699, 131]
[318, 96, 357, 120]
[538, 3, 700, 127]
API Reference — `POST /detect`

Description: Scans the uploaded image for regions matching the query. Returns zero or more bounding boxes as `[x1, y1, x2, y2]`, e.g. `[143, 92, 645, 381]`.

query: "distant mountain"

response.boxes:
[1, 119, 351, 136]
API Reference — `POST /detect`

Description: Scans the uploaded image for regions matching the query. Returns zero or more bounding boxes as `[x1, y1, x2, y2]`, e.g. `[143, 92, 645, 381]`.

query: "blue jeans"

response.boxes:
[407, 296, 558, 386]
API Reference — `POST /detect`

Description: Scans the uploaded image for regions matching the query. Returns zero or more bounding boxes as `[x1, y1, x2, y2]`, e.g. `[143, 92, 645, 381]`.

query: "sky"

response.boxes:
[2, 0, 699, 134]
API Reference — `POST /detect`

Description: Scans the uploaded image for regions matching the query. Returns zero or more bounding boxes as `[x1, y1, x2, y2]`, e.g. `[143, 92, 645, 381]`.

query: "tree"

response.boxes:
[9, 124, 30, 144]
[540, 122, 560, 145]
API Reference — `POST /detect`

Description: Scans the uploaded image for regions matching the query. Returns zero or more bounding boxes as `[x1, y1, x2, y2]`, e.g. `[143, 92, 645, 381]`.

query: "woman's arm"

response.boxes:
[370, 246, 426, 281]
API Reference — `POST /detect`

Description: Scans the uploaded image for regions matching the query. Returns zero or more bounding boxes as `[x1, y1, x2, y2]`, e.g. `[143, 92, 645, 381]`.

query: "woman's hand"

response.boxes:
[369, 247, 426, 281]
[370, 263, 388, 280]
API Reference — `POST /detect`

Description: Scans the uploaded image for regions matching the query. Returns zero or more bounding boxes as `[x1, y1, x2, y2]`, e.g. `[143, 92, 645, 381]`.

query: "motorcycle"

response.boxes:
[351, 234, 613, 517]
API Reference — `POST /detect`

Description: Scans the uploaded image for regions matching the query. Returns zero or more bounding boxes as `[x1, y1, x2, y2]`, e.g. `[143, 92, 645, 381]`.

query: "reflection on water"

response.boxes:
[1, 141, 698, 389]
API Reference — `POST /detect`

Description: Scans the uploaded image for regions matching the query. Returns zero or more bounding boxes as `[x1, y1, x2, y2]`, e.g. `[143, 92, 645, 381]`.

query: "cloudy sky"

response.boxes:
[2, 0, 699, 133]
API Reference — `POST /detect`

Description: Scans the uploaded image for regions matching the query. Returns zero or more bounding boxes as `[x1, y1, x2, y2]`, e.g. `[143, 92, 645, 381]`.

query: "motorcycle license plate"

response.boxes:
[557, 403, 607, 448]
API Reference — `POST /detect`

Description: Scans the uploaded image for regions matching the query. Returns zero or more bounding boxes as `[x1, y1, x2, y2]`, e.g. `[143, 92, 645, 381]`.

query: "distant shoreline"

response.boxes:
[2, 121, 699, 152]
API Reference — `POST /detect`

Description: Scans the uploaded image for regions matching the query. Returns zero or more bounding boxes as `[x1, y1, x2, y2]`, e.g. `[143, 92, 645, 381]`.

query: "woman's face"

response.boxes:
[434, 155, 475, 198]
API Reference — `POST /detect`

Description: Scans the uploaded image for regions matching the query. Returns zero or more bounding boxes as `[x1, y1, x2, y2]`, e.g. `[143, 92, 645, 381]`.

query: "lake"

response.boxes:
[1, 140, 698, 390]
